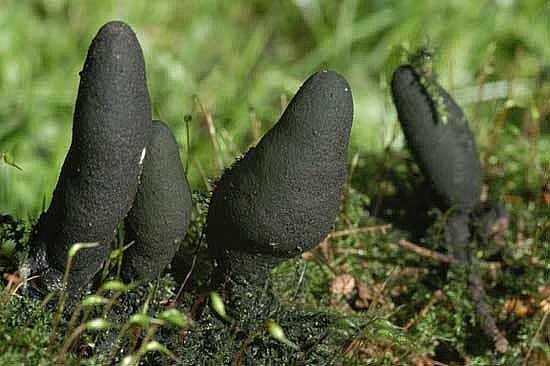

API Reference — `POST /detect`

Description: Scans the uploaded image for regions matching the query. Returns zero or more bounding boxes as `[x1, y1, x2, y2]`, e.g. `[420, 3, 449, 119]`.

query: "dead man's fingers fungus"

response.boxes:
[27, 21, 152, 294]
[206, 71, 353, 283]
[122, 120, 193, 282]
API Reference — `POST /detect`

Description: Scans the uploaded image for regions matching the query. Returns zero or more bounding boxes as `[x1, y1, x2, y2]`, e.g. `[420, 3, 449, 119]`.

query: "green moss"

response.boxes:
[0, 179, 548, 364]
[407, 47, 449, 125]
[0, 215, 30, 272]
[0, 292, 61, 366]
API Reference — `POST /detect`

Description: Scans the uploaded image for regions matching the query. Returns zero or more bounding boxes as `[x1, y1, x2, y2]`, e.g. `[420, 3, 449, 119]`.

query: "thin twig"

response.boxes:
[334, 247, 368, 256]
[326, 224, 392, 240]
[170, 233, 204, 307]
[292, 262, 307, 301]
[333, 237, 501, 270]
[312, 253, 338, 276]
[522, 305, 549, 366]
[405, 290, 444, 329]
[366, 266, 397, 315]
[12, 274, 40, 295]
[392, 239, 501, 270]
[469, 259, 509, 353]
[194, 96, 221, 175]
[232, 331, 257, 366]
[395, 239, 460, 264]
[171, 253, 198, 307]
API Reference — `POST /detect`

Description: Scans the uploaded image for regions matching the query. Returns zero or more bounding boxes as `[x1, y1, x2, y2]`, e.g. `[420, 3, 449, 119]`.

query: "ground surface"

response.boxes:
[0, 1, 549, 365]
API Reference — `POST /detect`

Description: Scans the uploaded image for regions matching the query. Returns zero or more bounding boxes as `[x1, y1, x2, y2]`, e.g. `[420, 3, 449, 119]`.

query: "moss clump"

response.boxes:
[0, 291, 62, 366]
[207, 71, 353, 284]
[0, 215, 30, 272]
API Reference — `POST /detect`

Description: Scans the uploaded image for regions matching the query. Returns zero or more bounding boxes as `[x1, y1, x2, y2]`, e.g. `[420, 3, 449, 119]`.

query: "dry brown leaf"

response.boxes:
[354, 282, 372, 309]
[480, 183, 489, 202]
[538, 286, 550, 298]
[331, 274, 355, 297]
[540, 299, 550, 313]
[357, 282, 373, 301]
[3, 272, 22, 291]
[502, 194, 523, 204]
[338, 262, 351, 272]
[319, 239, 331, 260]
[515, 304, 530, 317]
[503, 298, 519, 314]
[504, 297, 536, 317]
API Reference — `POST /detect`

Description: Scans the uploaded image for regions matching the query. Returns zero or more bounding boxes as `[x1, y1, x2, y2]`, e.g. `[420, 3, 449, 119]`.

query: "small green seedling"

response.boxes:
[2, 152, 23, 171]
[264, 319, 299, 350]
[210, 291, 232, 322]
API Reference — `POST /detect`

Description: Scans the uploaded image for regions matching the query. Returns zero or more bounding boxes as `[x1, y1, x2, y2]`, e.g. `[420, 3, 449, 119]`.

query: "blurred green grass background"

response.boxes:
[0, 0, 548, 217]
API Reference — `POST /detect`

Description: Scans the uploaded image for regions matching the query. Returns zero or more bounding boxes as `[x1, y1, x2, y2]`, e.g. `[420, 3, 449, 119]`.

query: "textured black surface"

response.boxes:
[30, 21, 152, 292]
[391, 65, 482, 211]
[391, 66, 510, 350]
[207, 71, 353, 281]
[122, 120, 192, 281]
[444, 210, 470, 262]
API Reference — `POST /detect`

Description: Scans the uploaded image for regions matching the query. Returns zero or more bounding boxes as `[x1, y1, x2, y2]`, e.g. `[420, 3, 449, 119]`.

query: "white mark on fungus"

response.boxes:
[139, 147, 147, 166]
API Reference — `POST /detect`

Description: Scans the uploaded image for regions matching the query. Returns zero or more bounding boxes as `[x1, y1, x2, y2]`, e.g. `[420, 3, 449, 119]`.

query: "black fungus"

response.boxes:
[391, 65, 482, 211]
[122, 120, 192, 281]
[28, 21, 152, 293]
[391, 65, 509, 352]
[206, 71, 353, 283]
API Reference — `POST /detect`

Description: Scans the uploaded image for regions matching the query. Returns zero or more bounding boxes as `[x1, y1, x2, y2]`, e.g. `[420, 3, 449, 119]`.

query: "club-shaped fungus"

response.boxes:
[391, 64, 509, 352]
[122, 120, 192, 281]
[207, 71, 353, 283]
[27, 21, 152, 293]
[391, 65, 482, 212]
